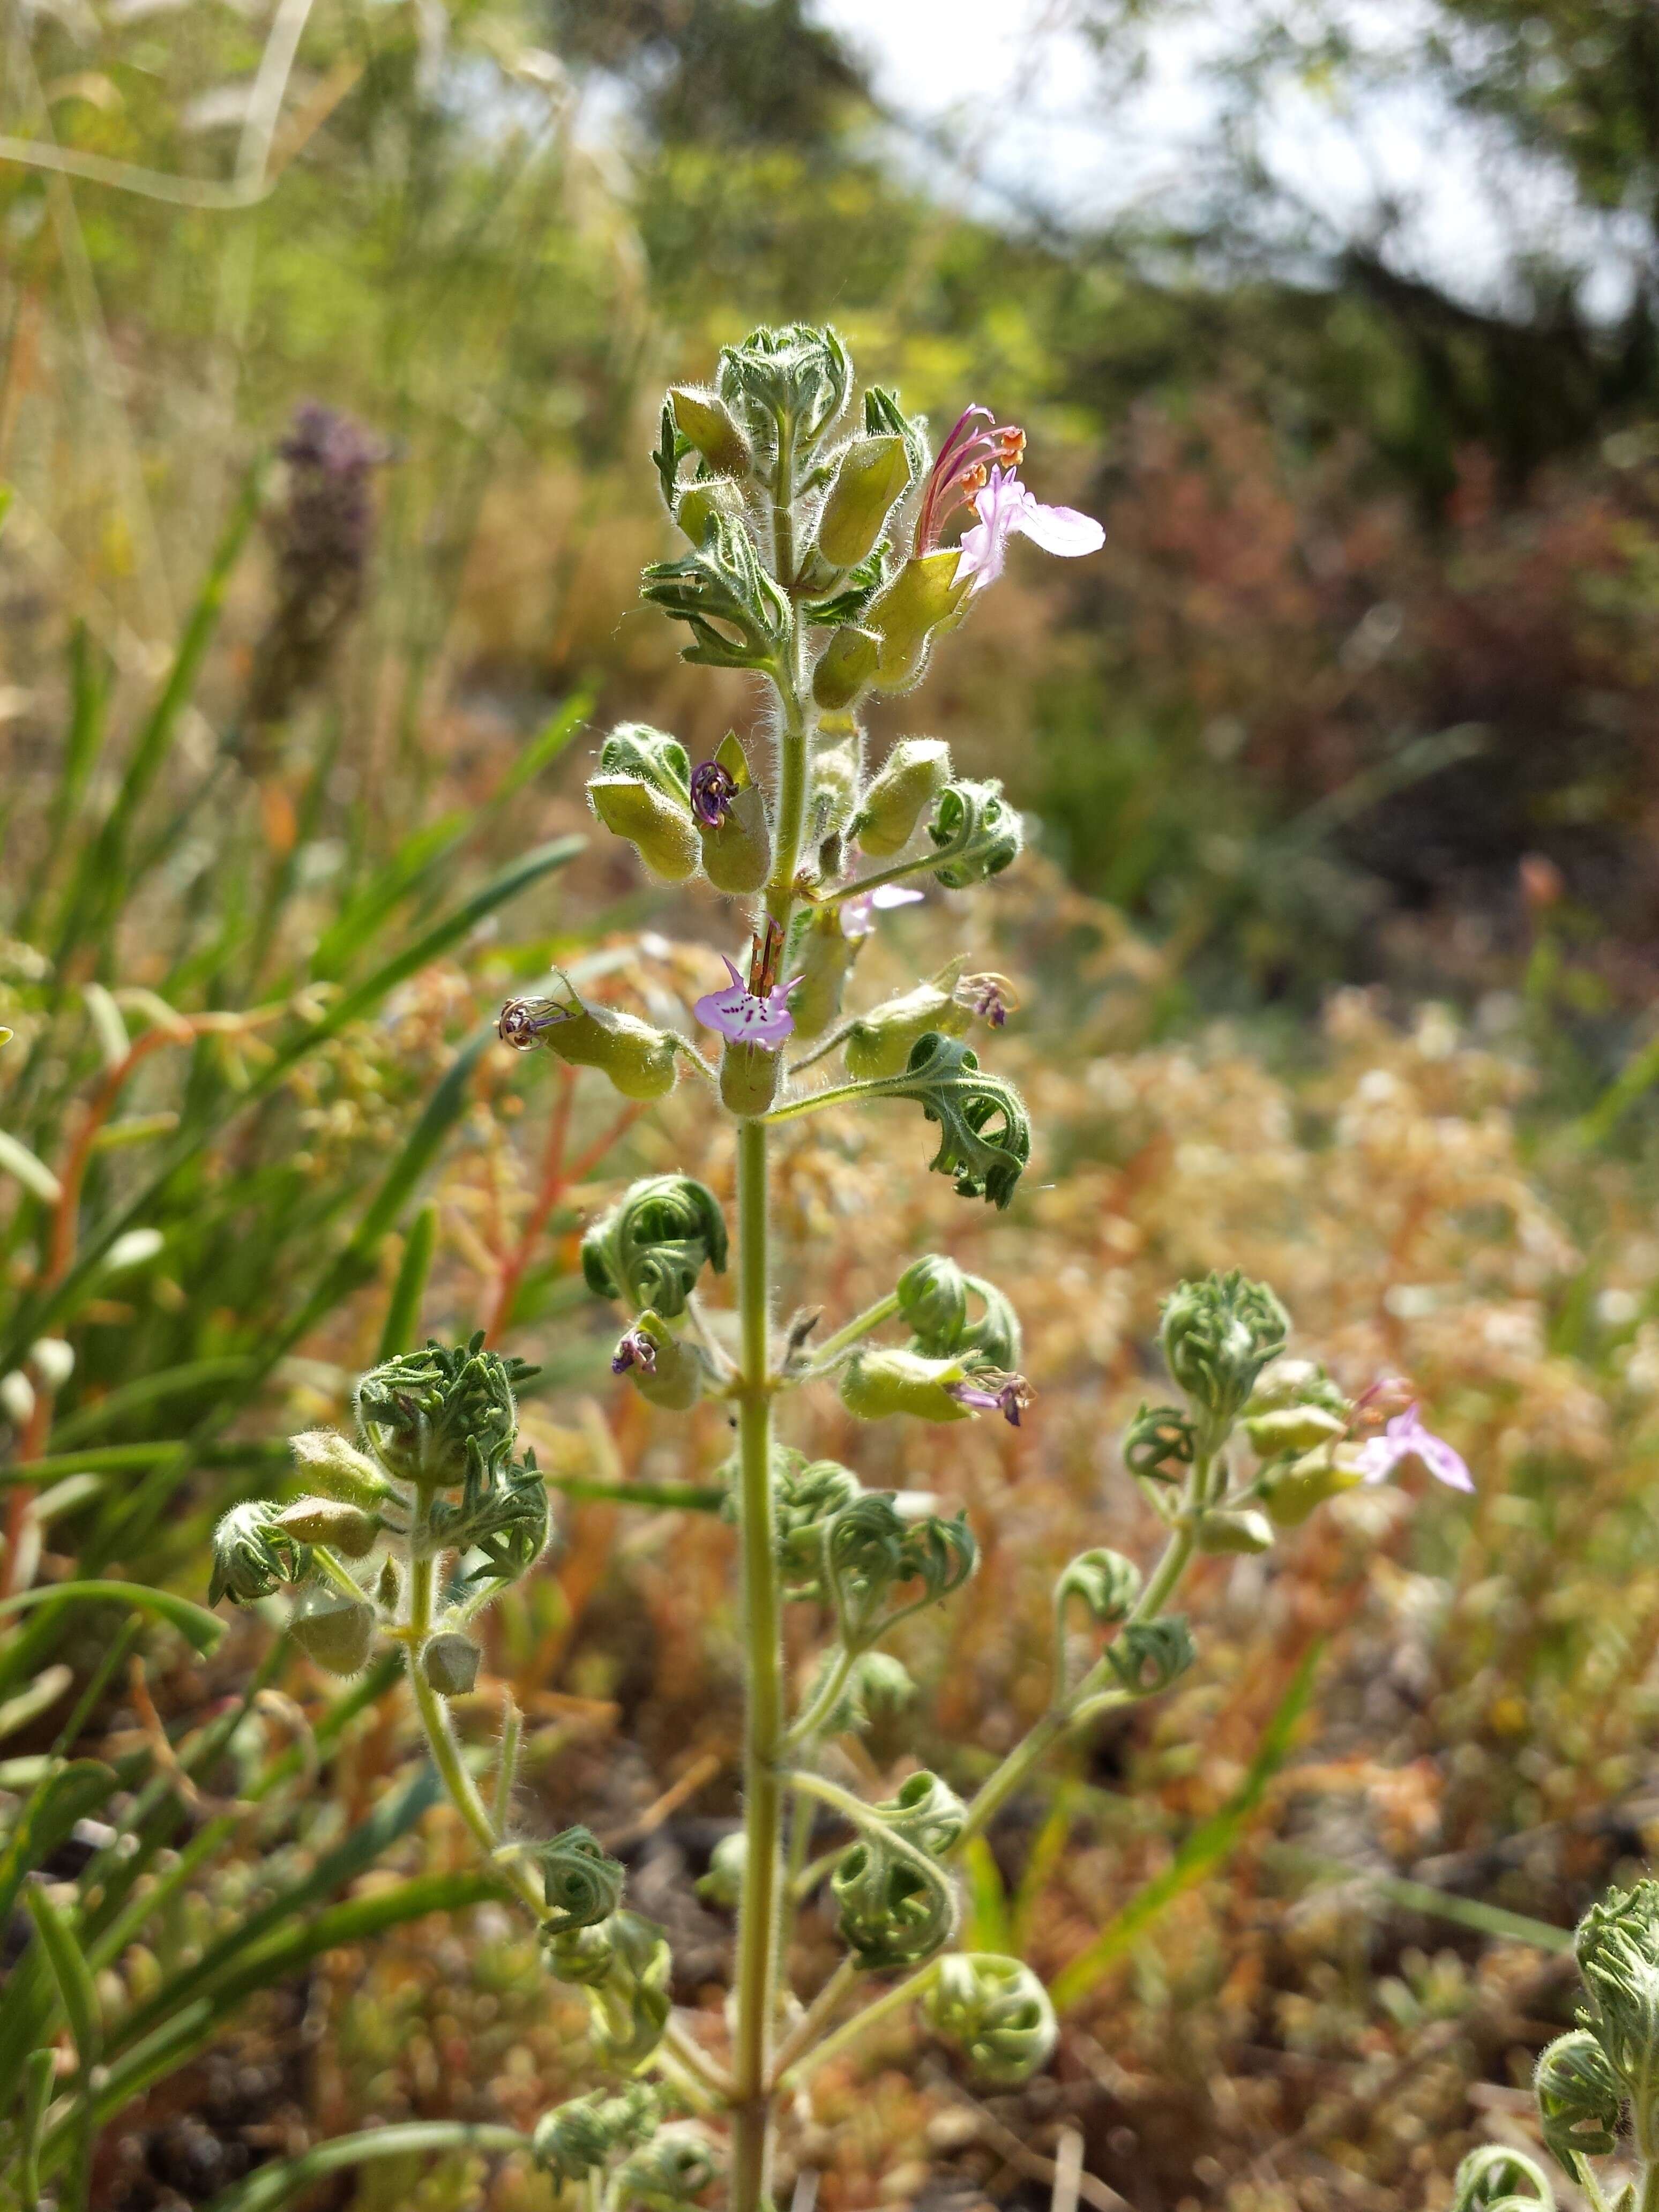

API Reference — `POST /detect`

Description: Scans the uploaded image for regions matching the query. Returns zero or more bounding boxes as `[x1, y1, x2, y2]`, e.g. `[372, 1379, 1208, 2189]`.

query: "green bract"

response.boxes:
[927, 776, 1023, 887]
[581, 1175, 728, 1319]
[924, 1953, 1058, 2087]
[879, 1032, 1032, 1209]
[1160, 1270, 1290, 1426]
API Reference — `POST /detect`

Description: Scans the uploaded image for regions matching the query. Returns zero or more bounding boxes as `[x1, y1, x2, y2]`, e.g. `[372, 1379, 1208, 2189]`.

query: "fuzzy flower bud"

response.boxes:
[868, 550, 970, 691]
[289, 1588, 375, 1676]
[419, 1630, 482, 1698]
[924, 1953, 1058, 2087]
[288, 1428, 392, 1507]
[1194, 1506, 1275, 1556]
[844, 972, 970, 1081]
[812, 623, 880, 711]
[499, 981, 678, 1104]
[1160, 1271, 1290, 1428]
[587, 725, 701, 883]
[615, 1311, 706, 1411]
[696, 1831, 748, 1910]
[839, 1347, 975, 1425]
[1244, 1404, 1348, 1459]
[817, 433, 911, 570]
[668, 385, 751, 477]
[853, 738, 953, 858]
[694, 732, 771, 893]
[272, 1496, 380, 1557]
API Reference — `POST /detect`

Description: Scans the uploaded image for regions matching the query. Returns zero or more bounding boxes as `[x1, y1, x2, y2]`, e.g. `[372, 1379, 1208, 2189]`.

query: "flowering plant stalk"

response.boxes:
[210, 326, 1473, 2211]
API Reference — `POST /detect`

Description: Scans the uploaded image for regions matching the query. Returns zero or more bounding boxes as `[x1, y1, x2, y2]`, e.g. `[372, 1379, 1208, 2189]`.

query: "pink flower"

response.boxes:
[1357, 1404, 1473, 1493]
[842, 883, 925, 940]
[612, 1326, 657, 1376]
[695, 957, 798, 1049]
[916, 405, 1027, 551]
[947, 1372, 1034, 1428]
[956, 465, 1105, 593]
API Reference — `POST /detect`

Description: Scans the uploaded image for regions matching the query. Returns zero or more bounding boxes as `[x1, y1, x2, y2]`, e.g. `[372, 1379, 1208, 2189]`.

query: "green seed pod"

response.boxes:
[1535, 2029, 1622, 2170]
[695, 1831, 747, 1910]
[840, 1347, 972, 1425]
[817, 434, 911, 570]
[868, 550, 971, 691]
[1056, 1546, 1143, 1627]
[668, 384, 751, 476]
[581, 1175, 728, 1319]
[1194, 1506, 1275, 1556]
[287, 1428, 391, 1507]
[588, 778, 701, 883]
[787, 907, 861, 1041]
[619, 1311, 707, 1412]
[844, 973, 969, 1081]
[698, 731, 770, 893]
[853, 738, 952, 858]
[1160, 1270, 1290, 1427]
[419, 1630, 481, 1698]
[289, 1588, 375, 1676]
[1260, 1447, 1364, 1528]
[535, 1825, 627, 1932]
[924, 1953, 1058, 2088]
[812, 624, 880, 712]
[272, 1496, 380, 1557]
[502, 982, 679, 1104]
[719, 1041, 783, 1118]
[1244, 1404, 1348, 1459]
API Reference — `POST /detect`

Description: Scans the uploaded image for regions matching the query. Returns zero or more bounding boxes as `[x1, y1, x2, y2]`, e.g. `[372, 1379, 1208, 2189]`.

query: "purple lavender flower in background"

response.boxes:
[612, 1326, 658, 1376]
[695, 959, 798, 1049]
[690, 758, 738, 828]
[842, 883, 924, 940]
[956, 463, 1104, 594]
[1357, 1404, 1473, 1493]
[947, 1372, 1034, 1428]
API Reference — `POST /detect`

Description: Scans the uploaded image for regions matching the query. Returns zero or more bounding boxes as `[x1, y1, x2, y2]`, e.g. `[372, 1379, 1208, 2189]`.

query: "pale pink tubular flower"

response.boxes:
[1356, 1404, 1474, 1494]
[842, 883, 925, 940]
[695, 958, 799, 1049]
[956, 463, 1105, 594]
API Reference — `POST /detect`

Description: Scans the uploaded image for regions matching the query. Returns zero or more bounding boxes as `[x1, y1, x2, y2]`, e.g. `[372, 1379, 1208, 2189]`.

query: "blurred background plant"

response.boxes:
[9, 0, 1659, 2207]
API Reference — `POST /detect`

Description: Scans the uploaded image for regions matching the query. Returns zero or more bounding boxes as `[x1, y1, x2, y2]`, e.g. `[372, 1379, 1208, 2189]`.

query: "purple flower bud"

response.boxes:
[612, 1326, 658, 1376]
[945, 1371, 1034, 1428]
[690, 758, 739, 829]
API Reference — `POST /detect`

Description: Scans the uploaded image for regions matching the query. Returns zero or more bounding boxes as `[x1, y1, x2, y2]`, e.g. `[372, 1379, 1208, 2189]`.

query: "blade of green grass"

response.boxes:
[201, 2123, 533, 2211]
[48, 1357, 262, 1448]
[26, 1886, 102, 2066]
[378, 1197, 437, 1359]
[4, 833, 582, 1362]
[0, 1583, 222, 1652]
[1049, 1641, 1322, 2015]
